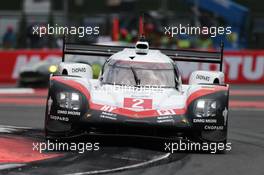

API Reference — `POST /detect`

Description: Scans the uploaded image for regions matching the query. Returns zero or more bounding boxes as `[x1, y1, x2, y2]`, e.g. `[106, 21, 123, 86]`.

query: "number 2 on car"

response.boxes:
[123, 98, 152, 109]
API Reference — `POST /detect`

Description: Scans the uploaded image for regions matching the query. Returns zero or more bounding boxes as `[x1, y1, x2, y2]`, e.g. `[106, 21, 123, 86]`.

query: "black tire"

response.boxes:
[188, 130, 227, 154]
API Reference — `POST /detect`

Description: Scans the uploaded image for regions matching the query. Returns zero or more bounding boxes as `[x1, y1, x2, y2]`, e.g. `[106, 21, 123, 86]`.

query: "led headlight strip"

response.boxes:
[57, 92, 80, 110]
[195, 99, 217, 118]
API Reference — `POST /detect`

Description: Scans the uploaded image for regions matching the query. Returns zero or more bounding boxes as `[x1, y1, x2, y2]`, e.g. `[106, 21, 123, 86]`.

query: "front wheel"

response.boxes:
[188, 130, 228, 154]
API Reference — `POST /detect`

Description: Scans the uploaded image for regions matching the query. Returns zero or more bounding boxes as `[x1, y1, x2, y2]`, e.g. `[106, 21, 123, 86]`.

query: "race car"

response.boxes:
[17, 58, 60, 87]
[17, 42, 130, 87]
[17, 55, 103, 87]
[45, 37, 229, 147]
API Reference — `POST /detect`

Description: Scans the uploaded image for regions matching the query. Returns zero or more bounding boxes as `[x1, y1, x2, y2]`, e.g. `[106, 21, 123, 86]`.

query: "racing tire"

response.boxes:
[188, 130, 228, 154]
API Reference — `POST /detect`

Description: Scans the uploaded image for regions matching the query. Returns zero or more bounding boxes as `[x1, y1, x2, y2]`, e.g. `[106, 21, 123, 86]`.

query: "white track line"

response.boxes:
[65, 153, 171, 175]
[0, 125, 31, 133]
[0, 125, 31, 129]
[0, 164, 25, 170]
[0, 88, 34, 94]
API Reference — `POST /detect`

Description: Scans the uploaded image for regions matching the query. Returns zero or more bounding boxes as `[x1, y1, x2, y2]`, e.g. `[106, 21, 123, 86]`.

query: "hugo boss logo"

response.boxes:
[72, 67, 86, 73]
[196, 74, 210, 81]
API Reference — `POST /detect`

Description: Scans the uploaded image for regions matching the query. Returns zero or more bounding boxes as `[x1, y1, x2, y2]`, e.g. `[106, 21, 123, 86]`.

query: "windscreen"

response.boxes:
[102, 60, 176, 87]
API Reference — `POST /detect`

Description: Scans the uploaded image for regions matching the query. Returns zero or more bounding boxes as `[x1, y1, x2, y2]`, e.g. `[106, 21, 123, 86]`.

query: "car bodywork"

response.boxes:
[18, 58, 60, 87]
[45, 40, 229, 145]
[17, 56, 104, 87]
[17, 42, 130, 87]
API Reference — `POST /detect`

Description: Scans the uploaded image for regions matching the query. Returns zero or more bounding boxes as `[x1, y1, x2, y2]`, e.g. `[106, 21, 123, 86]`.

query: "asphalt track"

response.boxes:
[0, 85, 263, 175]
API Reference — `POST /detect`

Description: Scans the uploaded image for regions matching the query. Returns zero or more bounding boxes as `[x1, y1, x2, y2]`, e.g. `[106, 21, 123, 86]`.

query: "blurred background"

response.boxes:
[0, 0, 262, 50]
[0, 0, 263, 85]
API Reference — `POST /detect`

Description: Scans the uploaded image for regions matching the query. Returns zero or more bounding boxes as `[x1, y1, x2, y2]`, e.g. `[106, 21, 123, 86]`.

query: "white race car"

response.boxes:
[45, 37, 229, 147]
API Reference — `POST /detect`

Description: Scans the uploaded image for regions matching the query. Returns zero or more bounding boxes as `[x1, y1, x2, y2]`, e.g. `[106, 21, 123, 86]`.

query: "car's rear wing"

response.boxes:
[62, 42, 224, 71]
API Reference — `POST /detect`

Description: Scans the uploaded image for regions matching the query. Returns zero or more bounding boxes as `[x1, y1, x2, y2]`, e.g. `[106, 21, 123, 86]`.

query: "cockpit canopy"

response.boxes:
[102, 60, 178, 88]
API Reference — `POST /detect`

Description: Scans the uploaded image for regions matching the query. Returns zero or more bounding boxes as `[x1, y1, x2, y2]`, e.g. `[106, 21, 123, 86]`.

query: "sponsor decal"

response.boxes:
[157, 119, 174, 123]
[99, 109, 117, 120]
[157, 116, 175, 123]
[100, 105, 116, 112]
[157, 109, 175, 116]
[204, 125, 224, 130]
[193, 118, 217, 123]
[67, 111, 81, 116]
[100, 113, 117, 120]
[101, 111, 117, 117]
[57, 110, 67, 114]
[57, 110, 80, 116]
[100, 115, 117, 120]
[196, 74, 210, 81]
[157, 116, 173, 120]
[72, 67, 86, 73]
[50, 115, 69, 121]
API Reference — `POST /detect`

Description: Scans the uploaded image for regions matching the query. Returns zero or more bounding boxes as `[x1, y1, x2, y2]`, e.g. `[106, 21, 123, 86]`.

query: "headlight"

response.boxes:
[57, 92, 80, 110]
[195, 100, 217, 118]
[49, 65, 58, 73]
